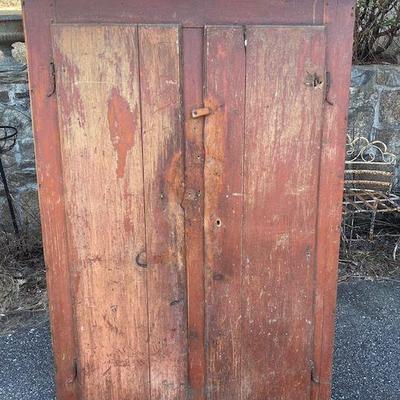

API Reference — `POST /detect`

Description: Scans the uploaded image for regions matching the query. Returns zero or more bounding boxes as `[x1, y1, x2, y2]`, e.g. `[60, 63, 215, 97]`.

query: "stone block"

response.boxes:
[376, 66, 400, 87]
[351, 66, 376, 87]
[0, 90, 9, 102]
[347, 106, 375, 137]
[380, 90, 400, 127]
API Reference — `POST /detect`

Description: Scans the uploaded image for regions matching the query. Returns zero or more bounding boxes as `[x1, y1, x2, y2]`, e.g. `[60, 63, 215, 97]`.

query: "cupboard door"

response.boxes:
[204, 25, 326, 399]
[52, 24, 186, 399]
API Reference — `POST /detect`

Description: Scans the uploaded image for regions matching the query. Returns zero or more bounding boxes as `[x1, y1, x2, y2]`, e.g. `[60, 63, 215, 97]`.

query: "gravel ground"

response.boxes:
[0, 316, 55, 400]
[332, 280, 400, 400]
[0, 280, 399, 399]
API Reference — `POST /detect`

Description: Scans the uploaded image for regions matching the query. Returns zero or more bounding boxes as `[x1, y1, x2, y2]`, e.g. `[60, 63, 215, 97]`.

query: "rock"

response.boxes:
[380, 90, 400, 127]
[351, 66, 376, 87]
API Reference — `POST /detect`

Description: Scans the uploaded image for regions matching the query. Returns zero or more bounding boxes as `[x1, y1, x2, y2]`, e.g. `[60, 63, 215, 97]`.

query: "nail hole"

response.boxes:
[170, 298, 183, 306]
[216, 219, 222, 227]
[213, 272, 224, 281]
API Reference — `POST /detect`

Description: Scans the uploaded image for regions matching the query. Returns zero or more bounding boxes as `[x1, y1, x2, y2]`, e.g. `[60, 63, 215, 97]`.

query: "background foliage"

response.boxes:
[354, 0, 400, 64]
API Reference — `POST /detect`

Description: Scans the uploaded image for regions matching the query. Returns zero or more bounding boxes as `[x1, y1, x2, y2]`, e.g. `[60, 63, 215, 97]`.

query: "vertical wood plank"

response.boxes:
[182, 27, 206, 400]
[22, 2, 79, 399]
[241, 26, 326, 399]
[138, 25, 188, 399]
[204, 26, 246, 399]
[53, 25, 150, 399]
[312, 2, 356, 399]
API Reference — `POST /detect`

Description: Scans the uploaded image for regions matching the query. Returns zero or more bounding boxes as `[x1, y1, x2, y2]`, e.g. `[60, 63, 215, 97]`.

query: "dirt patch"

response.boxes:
[340, 214, 400, 282]
[0, 231, 47, 334]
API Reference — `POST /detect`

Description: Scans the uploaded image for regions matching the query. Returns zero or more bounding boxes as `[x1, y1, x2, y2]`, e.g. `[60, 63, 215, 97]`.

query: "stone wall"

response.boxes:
[1, 63, 400, 232]
[349, 65, 400, 191]
[0, 59, 39, 232]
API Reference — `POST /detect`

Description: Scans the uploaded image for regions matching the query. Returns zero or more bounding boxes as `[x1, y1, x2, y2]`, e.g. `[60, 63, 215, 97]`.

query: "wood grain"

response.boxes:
[22, 2, 79, 399]
[203, 26, 246, 399]
[241, 26, 326, 399]
[138, 25, 188, 399]
[54, 0, 324, 26]
[24, 1, 356, 397]
[182, 27, 206, 400]
[311, 2, 356, 399]
[53, 25, 150, 399]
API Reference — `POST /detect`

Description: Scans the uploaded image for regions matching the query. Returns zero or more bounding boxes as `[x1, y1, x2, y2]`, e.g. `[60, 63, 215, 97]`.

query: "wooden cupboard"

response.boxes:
[23, 1, 355, 399]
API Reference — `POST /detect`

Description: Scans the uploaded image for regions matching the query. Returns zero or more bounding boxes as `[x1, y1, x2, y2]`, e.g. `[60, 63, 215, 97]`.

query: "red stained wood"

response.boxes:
[203, 26, 246, 399]
[22, 1, 79, 399]
[311, 2, 356, 399]
[54, 0, 324, 26]
[138, 26, 188, 399]
[182, 28, 206, 399]
[107, 88, 137, 178]
[241, 26, 326, 399]
[52, 24, 150, 399]
[23, 1, 355, 399]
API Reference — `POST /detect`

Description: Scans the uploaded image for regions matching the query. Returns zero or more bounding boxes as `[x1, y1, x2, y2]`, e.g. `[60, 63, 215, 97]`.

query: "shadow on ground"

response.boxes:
[0, 280, 399, 399]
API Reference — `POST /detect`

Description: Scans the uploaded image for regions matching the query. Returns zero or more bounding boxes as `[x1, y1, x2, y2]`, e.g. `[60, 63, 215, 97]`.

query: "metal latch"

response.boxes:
[191, 107, 211, 119]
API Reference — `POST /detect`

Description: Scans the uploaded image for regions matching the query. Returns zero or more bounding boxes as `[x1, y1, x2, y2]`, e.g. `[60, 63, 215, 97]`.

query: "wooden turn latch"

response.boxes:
[192, 107, 211, 118]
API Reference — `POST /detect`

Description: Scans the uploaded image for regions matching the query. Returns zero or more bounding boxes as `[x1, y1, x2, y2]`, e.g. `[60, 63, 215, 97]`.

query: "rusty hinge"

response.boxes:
[325, 71, 334, 106]
[66, 358, 78, 385]
[47, 61, 56, 97]
[310, 360, 320, 385]
[191, 107, 210, 119]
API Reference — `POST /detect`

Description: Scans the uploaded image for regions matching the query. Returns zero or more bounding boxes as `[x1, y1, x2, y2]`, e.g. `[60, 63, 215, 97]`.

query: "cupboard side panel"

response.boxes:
[53, 24, 150, 399]
[311, 2, 355, 399]
[138, 25, 188, 399]
[22, 2, 79, 399]
[241, 26, 326, 399]
[203, 26, 246, 399]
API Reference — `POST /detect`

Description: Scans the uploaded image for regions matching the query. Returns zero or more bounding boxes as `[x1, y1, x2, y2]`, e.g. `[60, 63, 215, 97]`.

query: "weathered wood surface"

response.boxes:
[54, 0, 325, 26]
[22, 1, 79, 399]
[53, 24, 187, 399]
[203, 26, 245, 399]
[138, 25, 188, 399]
[182, 27, 206, 400]
[24, 1, 355, 398]
[53, 24, 150, 399]
[241, 26, 326, 399]
[311, 2, 356, 399]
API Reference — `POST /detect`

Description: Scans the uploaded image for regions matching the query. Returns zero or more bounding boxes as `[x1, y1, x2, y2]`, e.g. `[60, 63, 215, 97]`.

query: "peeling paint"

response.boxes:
[107, 88, 136, 178]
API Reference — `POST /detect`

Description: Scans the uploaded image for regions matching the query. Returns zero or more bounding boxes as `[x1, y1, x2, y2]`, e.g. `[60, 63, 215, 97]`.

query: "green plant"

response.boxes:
[354, 0, 400, 64]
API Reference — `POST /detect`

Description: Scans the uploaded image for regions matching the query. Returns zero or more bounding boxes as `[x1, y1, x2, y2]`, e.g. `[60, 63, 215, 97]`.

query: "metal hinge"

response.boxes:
[47, 61, 56, 97]
[325, 70, 334, 106]
[67, 358, 78, 384]
[310, 360, 320, 385]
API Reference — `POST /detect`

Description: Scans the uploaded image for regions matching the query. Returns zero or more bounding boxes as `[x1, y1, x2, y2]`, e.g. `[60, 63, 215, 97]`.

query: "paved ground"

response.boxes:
[0, 318, 55, 400]
[332, 280, 400, 400]
[0, 279, 399, 400]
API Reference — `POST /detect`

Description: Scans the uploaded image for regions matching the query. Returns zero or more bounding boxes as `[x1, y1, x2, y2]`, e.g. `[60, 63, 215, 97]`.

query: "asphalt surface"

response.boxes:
[332, 280, 400, 400]
[0, 280, 399, 400]
[0, 319, 55, 400]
